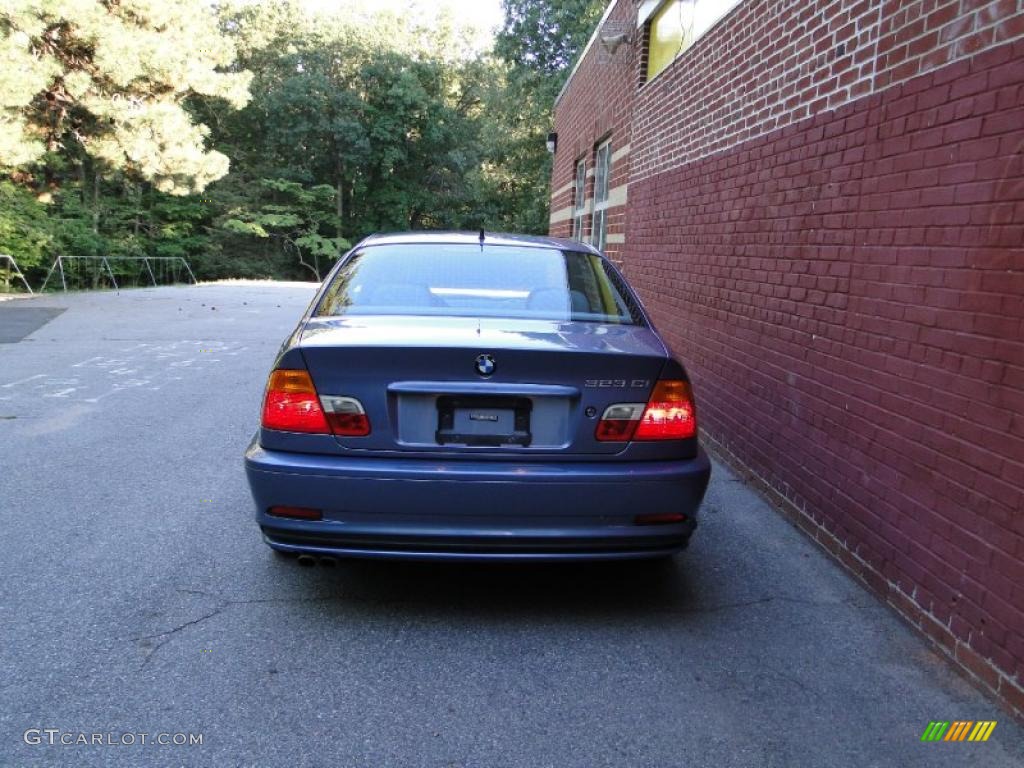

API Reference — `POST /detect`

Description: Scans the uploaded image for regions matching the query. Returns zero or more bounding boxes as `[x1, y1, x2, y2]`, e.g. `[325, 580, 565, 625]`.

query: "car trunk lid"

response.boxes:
[299, 315, 668, 456]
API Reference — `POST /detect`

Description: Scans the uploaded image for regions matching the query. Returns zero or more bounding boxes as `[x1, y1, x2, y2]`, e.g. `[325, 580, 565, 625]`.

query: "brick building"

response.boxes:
[550, 0, 1024, 716]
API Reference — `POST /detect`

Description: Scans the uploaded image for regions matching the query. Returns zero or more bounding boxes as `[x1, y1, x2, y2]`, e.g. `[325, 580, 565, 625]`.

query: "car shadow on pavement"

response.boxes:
[278, 556, 708, 622]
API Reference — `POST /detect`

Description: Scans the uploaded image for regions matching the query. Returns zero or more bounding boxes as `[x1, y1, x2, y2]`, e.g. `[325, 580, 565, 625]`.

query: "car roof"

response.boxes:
[355, 231, 603, 256]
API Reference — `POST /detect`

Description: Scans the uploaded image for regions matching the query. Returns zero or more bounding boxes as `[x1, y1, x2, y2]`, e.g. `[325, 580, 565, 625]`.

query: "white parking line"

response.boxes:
[44, 388, 79, 398]
[1, 374, 46, 388]
[4, 340, 247, 405]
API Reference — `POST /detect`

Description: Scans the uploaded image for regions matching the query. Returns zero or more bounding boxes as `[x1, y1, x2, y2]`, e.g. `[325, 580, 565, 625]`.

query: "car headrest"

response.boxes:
[526, 288, 592, 314]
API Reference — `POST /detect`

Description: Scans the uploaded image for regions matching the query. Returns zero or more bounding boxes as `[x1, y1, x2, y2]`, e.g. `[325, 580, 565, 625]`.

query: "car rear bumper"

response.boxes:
[244, 439, 711, 562]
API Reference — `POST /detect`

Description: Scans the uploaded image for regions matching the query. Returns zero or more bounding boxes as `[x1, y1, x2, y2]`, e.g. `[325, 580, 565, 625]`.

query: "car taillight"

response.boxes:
[633, 380, 697, 440]
[595, 380, 697, 442]
[262, 369, 329, 433]
[595, 403, 645, 441]
[321, 396, 371, 437]
[261, 370, 371, 436]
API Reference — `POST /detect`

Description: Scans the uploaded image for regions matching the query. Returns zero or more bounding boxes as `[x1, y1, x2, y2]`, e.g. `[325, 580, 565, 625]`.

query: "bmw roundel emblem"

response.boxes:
[475, 353, 496, 377]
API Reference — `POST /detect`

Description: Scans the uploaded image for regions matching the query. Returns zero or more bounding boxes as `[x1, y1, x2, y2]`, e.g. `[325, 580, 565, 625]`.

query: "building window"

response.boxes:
[592, 140, 611, 251]
[572, 158, 587, 241]
[644, 0, 742, 82]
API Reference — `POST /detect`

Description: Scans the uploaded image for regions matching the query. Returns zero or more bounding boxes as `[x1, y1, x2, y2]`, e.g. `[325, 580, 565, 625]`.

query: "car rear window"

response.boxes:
[315, 243, 642, 324]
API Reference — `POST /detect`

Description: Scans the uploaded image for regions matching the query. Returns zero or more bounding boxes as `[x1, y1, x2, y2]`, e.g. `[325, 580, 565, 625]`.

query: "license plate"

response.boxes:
[436, 396, 532, 446]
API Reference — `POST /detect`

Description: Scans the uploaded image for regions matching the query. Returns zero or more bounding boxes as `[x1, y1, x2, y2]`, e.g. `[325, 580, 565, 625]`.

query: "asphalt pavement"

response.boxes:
[0, 283, 1020, 768]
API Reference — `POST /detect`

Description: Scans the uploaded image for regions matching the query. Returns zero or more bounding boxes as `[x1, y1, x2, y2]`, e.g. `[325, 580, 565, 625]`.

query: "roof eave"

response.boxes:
[553, 0, 621, 109]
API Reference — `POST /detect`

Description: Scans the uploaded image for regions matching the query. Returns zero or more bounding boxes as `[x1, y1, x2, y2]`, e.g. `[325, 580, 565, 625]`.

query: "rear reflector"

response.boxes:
[268, 505, 322, 520]
[634, 512, 687, 525]
[595, 380, 698, 442]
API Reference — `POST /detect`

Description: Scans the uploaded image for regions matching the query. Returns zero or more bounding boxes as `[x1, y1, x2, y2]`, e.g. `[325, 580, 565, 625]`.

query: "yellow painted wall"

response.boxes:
[646, 0, 742, 81]
[647, 1, 685, 81]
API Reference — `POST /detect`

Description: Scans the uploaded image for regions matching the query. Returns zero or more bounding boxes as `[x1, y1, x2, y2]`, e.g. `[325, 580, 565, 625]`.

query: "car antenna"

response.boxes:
[478, 228, 485, 249]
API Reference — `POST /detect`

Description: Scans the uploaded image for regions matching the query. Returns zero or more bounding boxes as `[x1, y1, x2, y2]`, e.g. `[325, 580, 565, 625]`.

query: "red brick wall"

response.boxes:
[553, 0, 1024, 715]
[549, 0, 636, 260]
[633, 0, 1024, 181]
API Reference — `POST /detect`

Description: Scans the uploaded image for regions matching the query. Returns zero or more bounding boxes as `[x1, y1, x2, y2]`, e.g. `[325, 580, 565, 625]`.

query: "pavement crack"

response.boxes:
[129, 589, 346, 669]
[772, 668, 819, 697]
[129, 602, 228, 670]
[125, 590, 850, 671]
[129, 605, 227, 643]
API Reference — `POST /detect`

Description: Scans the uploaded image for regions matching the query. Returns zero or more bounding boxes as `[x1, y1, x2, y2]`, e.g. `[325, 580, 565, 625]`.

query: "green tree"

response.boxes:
[485, 0, 607, 233]
[0, 0, 606, 290]
[201, 1, 492, 273]
[496, 0, 607, 84]
[221, 178, 349, 280]
[0, 180, 52, 269]
[0, 0, 251, 194]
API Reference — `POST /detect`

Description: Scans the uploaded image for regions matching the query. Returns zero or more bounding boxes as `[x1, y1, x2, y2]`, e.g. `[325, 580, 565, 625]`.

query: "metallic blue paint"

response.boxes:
[244, 232, 712, 561]
[246, 437, 711, 562]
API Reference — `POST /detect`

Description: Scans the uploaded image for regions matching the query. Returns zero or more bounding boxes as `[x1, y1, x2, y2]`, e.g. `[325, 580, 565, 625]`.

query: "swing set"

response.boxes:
[39, 255, 197, 292]
[0, 254, 34, 294]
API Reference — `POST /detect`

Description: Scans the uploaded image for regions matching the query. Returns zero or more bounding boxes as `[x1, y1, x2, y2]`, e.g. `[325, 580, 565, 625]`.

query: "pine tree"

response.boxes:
[0, 0, 251, 194]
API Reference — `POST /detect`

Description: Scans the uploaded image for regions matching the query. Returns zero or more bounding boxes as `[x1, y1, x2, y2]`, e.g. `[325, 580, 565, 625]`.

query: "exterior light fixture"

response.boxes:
[546, 132, 558, 154]
[600, 32, 631, 54]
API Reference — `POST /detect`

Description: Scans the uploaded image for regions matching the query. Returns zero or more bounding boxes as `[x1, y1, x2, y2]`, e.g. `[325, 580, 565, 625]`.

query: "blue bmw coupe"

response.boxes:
[245, 232, 711, 562]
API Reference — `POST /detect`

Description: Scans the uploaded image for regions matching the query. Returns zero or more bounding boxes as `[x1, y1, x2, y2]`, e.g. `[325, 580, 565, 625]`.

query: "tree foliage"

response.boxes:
[0, 180, 52, 267]
[199, 2, 498, 273]
[1, 0, 251, 194]
[496, 0, 607, 83]
[0, 0, 609, 288]
[221, 178, 349, 280]
[484, 0, 607, 233]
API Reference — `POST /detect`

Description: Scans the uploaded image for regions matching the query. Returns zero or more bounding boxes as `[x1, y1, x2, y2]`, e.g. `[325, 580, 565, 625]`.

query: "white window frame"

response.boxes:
[572, 158, 587, 241]
[592, 140, 612, 251]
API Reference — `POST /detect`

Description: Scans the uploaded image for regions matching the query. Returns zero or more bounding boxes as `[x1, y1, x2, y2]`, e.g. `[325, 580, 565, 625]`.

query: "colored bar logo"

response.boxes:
[921, 721, 996, 742]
